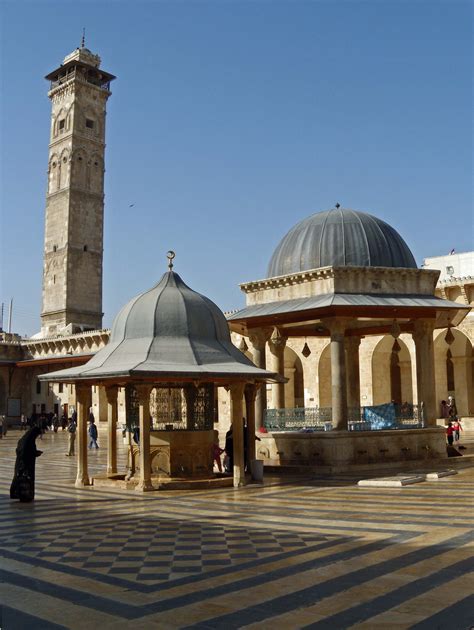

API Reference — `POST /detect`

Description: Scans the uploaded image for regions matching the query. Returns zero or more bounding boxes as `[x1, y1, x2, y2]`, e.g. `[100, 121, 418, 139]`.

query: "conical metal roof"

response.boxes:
[267, 207, 417, 278]
[40, 269, 281, 383]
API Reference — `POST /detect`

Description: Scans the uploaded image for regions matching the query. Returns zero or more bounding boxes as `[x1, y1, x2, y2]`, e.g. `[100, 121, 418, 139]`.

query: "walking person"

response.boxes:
[88, 417, 99, 449]
[224, 426, 233, 473]
[446, 421, 455, 446]
[10, 426, 43, 502]
[452, 418, 463, 443]
[66, 417, 76, 456]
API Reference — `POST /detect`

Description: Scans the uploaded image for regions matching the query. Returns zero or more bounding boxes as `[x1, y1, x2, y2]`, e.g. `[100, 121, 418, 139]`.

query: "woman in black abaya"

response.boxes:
[10, 426, 43, 502]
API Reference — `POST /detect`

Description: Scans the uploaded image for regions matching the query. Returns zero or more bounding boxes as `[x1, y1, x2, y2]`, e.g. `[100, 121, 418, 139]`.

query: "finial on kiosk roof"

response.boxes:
[81, 28, 86, 48]
[167, 250, 176, 270]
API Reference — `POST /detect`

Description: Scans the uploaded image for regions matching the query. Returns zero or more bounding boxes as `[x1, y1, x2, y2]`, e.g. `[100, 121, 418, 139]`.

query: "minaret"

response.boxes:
[40, 40, 115, 336]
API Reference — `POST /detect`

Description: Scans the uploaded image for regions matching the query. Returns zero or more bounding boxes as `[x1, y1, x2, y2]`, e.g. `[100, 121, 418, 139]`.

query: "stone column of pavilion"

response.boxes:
[105, 385, 118, 476]
[322, 317, 351, 430]
[135, 385, 154, 492]
[244, 384, 258, 466]
[413, 318, 437, 427]
[248, 328, 273, 429]
[345, 335, 361, 411]
[75, 383, 92, 487]
[269, 328, 287, 409]
[230, 382, 246, 487]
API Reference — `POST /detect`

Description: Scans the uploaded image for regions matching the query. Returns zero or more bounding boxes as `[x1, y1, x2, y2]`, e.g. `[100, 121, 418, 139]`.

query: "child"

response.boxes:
[446, 421, 454, 446]
[452, 418, 463, 443]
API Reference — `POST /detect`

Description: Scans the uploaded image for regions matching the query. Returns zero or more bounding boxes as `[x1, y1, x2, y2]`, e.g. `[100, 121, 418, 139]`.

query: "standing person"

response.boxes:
[446, 421, 455, 446]
[447, 396, 457, 419]
[52, 414, 59, 433]
[452, 418, 463, 443]
[224, 426, 233, 473]
[10, 427, 43, 502]
[440, 400, 449, 419]
[212, 429, 224, 473]
[88, 417, 99, 449]
[20, 414, 27, 431]
[60, 413, 68, 431]
[66, 417, 76, 456]
[0, 415, 4, 439]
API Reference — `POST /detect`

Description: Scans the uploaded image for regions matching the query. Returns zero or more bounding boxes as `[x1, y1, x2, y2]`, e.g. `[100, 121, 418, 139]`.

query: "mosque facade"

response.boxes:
[0, 44, 473, 449]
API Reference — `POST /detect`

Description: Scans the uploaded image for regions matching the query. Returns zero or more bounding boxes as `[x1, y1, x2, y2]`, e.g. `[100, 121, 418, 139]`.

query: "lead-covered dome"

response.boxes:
[41, 267, 281, 382]
[267, 207, 417, 278]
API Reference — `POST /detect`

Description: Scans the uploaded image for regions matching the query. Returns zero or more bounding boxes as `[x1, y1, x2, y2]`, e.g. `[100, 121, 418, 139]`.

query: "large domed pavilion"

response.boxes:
[228, 206, 469, 468]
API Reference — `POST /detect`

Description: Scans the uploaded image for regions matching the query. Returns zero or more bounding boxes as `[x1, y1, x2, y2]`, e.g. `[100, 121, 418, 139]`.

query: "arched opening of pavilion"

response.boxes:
[434, 327, 474, 418]
[372, 335, 413, 406]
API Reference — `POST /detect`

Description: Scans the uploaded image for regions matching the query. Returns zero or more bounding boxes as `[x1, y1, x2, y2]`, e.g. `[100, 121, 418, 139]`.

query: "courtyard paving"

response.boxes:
[0, 428, 473, 629]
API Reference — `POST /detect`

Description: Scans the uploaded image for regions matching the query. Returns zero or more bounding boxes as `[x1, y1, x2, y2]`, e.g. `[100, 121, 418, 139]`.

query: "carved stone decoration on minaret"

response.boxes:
[40, 44, 116, 337]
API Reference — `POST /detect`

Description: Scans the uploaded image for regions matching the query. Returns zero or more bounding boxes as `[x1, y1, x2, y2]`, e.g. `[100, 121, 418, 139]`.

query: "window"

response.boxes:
[53, 245, 57, 252]
[59, 383, 63, 393]
[59, 119, 65, 130]
[36, 380, 41, 395]
[83, 245, 88, 252]
[446, 266, 454, 276]
[86, 119, 94, 129]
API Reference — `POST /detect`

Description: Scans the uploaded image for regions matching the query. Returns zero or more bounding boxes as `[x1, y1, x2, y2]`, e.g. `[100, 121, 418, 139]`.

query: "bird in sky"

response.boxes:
[129, 204, 134, 208]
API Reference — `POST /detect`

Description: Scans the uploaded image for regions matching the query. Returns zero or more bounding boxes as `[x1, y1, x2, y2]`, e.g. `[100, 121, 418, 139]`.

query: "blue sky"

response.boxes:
[1, 0, 472, 336]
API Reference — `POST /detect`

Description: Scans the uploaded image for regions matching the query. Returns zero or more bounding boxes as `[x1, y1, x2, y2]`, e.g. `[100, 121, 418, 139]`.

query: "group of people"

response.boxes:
[446, 418, 463, 446]
[212, 423, 260, 474]
[440, 395, 458, 420]
[21, 411, 68, 433]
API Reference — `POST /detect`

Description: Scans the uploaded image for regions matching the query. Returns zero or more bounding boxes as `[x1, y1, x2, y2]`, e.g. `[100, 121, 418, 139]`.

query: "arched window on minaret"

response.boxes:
[48, 154, 59, 193]
[71, 149, 87, 189]
[54, 108, 67, 137]
[59, 149, 70, 189]
[89, 154, 103, 192]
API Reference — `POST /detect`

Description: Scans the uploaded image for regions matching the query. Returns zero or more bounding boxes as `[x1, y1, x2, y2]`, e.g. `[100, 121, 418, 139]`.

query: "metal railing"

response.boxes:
[264, 403, 424, 432]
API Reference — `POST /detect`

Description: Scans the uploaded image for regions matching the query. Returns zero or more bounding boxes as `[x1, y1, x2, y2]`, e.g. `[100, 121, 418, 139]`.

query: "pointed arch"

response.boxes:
[318, 342, 331, 407]
[89, 152, 103, 193]
[71, 148, 87, 189]
[59, 148, 70, 189]
[48, 153, 59, 193]
[434, 328, 474, 416]
[283, 346, 304, 408]
[372, 335, 413, 405]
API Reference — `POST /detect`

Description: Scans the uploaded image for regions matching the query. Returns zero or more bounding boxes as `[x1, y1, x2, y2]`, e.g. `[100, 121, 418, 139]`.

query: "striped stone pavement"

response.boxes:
[0, 429, 473, 629]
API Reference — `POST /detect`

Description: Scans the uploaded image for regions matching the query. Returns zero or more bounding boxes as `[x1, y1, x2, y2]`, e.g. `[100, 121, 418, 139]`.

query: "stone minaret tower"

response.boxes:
[40, 42, 115, 337]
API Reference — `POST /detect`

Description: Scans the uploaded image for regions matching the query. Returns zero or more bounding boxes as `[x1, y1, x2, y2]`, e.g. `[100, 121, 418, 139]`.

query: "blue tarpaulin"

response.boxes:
[362, 403, 397, 429]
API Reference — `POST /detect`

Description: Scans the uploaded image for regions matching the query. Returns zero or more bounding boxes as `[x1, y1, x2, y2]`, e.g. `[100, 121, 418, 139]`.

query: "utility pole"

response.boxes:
[7, 298, 13, 333]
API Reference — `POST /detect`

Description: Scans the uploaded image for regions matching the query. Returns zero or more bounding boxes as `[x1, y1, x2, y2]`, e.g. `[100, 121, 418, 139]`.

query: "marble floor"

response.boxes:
[0, 429, 473, 629]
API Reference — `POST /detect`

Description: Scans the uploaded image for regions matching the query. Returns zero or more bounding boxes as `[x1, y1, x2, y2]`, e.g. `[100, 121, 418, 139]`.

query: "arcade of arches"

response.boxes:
[224, 325, 474, 426]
